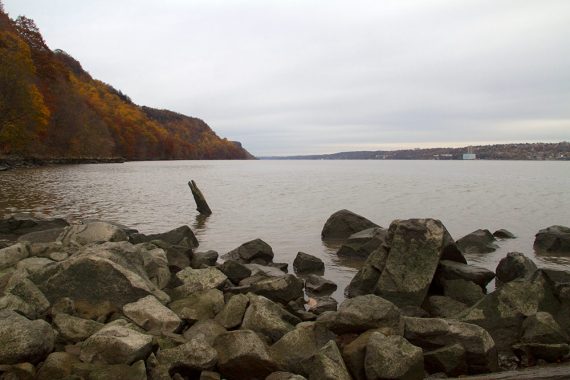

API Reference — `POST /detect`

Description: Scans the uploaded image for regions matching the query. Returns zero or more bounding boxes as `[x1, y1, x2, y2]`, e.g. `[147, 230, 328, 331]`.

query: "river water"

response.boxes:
[1, 160, 569, 300]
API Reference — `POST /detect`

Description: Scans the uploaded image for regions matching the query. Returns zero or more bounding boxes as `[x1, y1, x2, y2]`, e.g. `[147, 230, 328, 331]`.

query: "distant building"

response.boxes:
[463, 153, 476, 160]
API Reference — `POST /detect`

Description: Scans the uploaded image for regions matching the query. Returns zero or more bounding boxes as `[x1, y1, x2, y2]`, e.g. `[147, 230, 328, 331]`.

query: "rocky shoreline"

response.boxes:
[0, 212, 569, 379]
[0, 157, 126, 171]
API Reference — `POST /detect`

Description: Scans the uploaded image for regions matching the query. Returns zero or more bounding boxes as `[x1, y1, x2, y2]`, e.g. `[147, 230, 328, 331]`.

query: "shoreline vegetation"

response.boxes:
[0, 209, 569, 379]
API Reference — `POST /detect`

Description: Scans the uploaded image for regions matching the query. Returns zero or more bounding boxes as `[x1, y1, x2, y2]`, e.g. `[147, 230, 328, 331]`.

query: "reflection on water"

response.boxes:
[1, 160, 569, 301]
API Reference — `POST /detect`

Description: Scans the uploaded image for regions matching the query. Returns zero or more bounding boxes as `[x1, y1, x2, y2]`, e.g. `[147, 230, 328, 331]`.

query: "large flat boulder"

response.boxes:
[58, 221, 128, 246]
[321, 209, 378, 241]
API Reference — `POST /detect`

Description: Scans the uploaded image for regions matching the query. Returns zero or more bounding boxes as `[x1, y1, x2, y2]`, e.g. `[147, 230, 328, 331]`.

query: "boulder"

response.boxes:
[534, 225, 570, 255]
[215, 293, 249, 329]
[496, 252, 538, 285]
[512, 342, 570, 364]
[374, 218, 466, 307]
[157, 338, 218, 374]
[36, 352, 79, 380]
[344, 246, 389, 298]
[6, 277, 50, 316]
[317, 294, 403, 335]
[0, 242, 29, 270]
[192, 250, 218, 268]
[222, 239, 274, 265]
[0, 294, 37, 319]
[266, 372, 307, 380]
[174, 267, 227, 295]
[521, 311, 569, 344]
[79, 361, 147, 380]
[131, 225, 198, 248]
[293, 252, 324, 275]
[169, 289, 224, 323]
[218, 260, 252, 284]
[493, 229, 516, 239]
[426, 295, 468, 318]
[123, 295, 182, 333]
[18, 227, 66, 243]
[337, 227, 387, 258]
[341, 330, 376, 380]
[182, 319, 227, 346]
[152, 240, 191, 273]
[0, 215, 68, 239]
[214, 330, 279, 380]
[321, 209, 378, 241]
[364, 332, 424, 380]
[304, 274, 337, 295]
[270, 322, 336, 375]
[443, 279, 485, 306]
[404, 316, 498, 374]
[241, 295, 300, 343]
[0, 310, 55, 364]
[250, 274, 304, 304]
[137, 243, 171, 289]
[301, 340, 351, 380]
[306, 296, 338, 315]
[80, 320, 153, 365]
[57, 221, 128, 245]
[424, 343, 467, 377]
[456, 229, 499, 254]
[436, 260, 495, 289]
[52, 313, 104, 343]
[15, 257, 55, 275]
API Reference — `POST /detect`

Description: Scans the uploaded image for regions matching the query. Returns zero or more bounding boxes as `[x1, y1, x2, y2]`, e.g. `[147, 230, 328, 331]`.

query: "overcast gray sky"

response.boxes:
[4, 0, 570, 156]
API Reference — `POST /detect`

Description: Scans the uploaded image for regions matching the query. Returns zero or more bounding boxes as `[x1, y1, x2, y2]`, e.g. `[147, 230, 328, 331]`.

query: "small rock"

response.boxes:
[175, 267, 227, 292]
[218, 260, 252, 284]
[123, 295, 182, 333]
[52, 313, 104, 343]
[493, 229, 516, 239]
[364, 332, 424, 380]
[131, 225, 198, 248]
[215, 293, 249, 329]
[436, 260, 495, 288]
[443, 279, 485, 306]
[192, 250, 219, 268]
[321, 209, 379, 241]
[337, 227, 387, 258]
[36, 352, 78, 380]
[250, 274, 304, 304]
[222, 239, 275, 265]
[0, 243, 29, 270]
[293, 252, 324, 275]
[496, 252, 538, 285]
[456, 229, 499, 254]
[157, 338, 218, 373]
[424, 343, 467, 377]
[169, 289, 225, 322]
[241, 294, 300, 343]
[307, 296, 338, 315]
[182, 319, 227, 346]
[305, 274, 337, 295]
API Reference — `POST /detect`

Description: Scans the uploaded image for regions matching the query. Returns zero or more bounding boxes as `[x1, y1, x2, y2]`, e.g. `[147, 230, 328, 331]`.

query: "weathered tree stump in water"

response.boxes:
[188, 180, 212, 215]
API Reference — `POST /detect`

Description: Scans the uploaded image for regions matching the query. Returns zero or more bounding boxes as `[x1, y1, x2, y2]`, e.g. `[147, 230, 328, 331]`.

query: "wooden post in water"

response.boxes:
[188, 180, 212, 216]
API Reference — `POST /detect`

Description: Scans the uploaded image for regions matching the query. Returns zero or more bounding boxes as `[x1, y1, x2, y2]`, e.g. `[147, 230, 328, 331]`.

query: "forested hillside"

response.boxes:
[0, 3, 253, 160]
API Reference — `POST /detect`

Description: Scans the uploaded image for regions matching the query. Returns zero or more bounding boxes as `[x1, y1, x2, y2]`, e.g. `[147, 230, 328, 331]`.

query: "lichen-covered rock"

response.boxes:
[249, 274, 304, 304]
[426, 295, 468, 318]
[157, 338, 218, 373]
[137, 243, 170, 289]
[182, 319, 227, 346]
[304, 274, 337, 295]
[336, 227, 387, 258]
[123, 295, 182, 333]
[321, 209, 378, 241]
[293, 252, 324, 275]
[0, 310, 55, 364]
[496, 252, 538, 285]
[317, 294, 402, 335]
[521, 311, 569, 344]
[301, 340, 351, 380]
[364, 332, 424, 380]
[443, 278, 485, 306]
[52, 313, 104, 343]
[0, 242, 29, 270]
[344, 246, 389, 298]
[270, 322, 336, 375]
[218, 260, 252, 284]
[404, 316, 498, 374]
[436, 260, 495, 289]
[131, 225, 198, 248]
[534, 225, 570, 255]
[215, 293, 249, 329]
[169, 289, 224, 323]
[174, 267, 227, 293]
[222, 239, 274, 265]
[6, 277, 50, 316]
[36, 352, 79, 380]
[241, 294, 299, 343]
[306, 296, 338, 315]
[58, 221, 128, 246]
[79, 320, 153, 365]
[341, 330, 377, 380]
[191, 250, 219, 268]
[457, 229, 499, 254]
[424, 343, 467, 377]
[214, 330, 279, 380]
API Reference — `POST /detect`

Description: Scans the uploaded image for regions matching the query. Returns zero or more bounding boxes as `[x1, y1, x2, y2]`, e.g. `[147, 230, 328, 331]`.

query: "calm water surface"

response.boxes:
[1, 160, 569, 300]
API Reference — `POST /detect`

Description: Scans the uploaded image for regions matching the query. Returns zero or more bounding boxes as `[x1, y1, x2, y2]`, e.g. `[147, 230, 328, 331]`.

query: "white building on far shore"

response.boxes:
[463, 153, 476, 160]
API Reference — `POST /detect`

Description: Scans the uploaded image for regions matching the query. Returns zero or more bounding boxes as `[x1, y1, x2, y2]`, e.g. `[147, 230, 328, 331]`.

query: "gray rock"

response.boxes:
[58, 221, 128, 246]
[424, 343, 467, 377]
[18, 227, 66, 244]
[215, 293, 249, 329]
[443, 278, 485, 306]
[293, 252, 324, 275]
[123, 295, 182, 333]
[0, 310, 55, 364]
[214, 330, 279, 380]
[317, 294, 403, 335]
[301, 340, 351, 380]
[137, 243, 170, 289]
[76, 360, 147, 380]
[218, 260, 252, 284]
[192, 250, 218, 268]
[131, 225, 199, 248]
[496, 252, 538, 285]
[521, 311, 569, 344]
[305, 274, 337, 295]
[306, 296, 338, 315]
[169, 289, 224, 323]
[341, 330, 379, 380]
[36, 352, 79, 380]
[374, 218, 466, 307]
[534, 225, 570, 255]
[182, 319, 227, 346]
[15, 257, 55, 275]
[241, 294, 300, 343]
[436, 260, 495, 289]
[321, 209, 378, 241]
[457, 229, 499, 254]
[270, 322, 336, 375]
[0, 294, 37, 319]
[52, 313, 104, 343]
[173, 267, 227, 295]
[201, 371, 222, 380]
[512, 342, 570, 364]
[0, 243, 29, 270]
[0, 215, 68, 238]
[404, 316, 498, 374]
[266, 372, 307, 380]
[6, 277, 50, 316]
[493, 229, 516, 239]
[426, 295, 468, 318]
[80, 320, 153, 365]
[222, 239, 275, 265]
[157, 338, 217, 373]
[337, 227, 387, 258]
[344, 246, 389, 298]
[250, 274, 304, 304]
[364, 332, 424, 380]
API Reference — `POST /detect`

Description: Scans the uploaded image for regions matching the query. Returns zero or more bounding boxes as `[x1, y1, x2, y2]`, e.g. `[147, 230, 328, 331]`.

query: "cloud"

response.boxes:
[5, 0, 570, 155]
